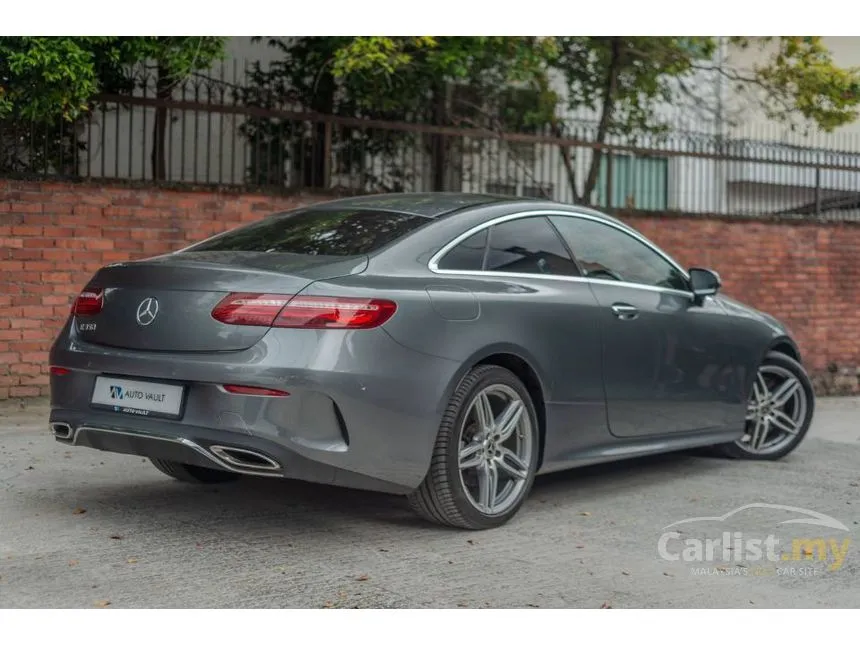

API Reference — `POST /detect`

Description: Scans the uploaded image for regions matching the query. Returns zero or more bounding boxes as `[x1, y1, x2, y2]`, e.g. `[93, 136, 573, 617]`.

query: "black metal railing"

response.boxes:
[3, 69, 860, 221]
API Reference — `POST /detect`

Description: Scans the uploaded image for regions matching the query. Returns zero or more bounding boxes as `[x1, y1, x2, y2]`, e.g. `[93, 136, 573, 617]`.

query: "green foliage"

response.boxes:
[330, 37, 437, 77]
[1, 37, 114, 121]
[321, 36, 860, 202]
[329, 36, 860, 135]
[0, 36, 226, 177]
[0, 37, 226, 121]
[238, 37, 432, 189]
[239, 37, 559, 190]
[741, 36, 860, 131]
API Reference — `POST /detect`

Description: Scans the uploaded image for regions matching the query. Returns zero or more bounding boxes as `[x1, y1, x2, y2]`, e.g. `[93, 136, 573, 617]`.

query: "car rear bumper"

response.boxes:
[48, 410, 415, 494]
[49, 321, 461, 493]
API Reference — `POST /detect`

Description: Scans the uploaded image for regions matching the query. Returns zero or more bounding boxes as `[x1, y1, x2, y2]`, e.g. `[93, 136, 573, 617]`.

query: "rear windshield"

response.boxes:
[184, 208, 428, 256]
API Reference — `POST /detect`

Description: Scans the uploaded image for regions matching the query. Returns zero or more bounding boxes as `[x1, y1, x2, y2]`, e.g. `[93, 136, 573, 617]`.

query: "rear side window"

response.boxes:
[185, 209, 428, 256]
[484, 217, 580, 276]
[437, 229, 488, 271]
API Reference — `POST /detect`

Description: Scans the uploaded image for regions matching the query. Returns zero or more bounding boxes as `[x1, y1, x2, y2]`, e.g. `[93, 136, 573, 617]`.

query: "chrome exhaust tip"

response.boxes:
[51, 422, 73, 440]
[209, 445, 281, 472]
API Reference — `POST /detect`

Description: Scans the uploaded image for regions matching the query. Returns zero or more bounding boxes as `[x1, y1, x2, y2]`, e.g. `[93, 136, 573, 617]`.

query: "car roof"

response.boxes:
[307, 192, 543, 218]
[308, 192, 628, 228]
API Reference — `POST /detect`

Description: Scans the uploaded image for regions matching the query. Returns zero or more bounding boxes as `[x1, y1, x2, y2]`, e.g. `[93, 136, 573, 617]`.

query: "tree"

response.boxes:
[324, 36, 860, 205]
[121, 37, 227, 180]
[0, 36, 226, 177]
[238, 37, 557, 191]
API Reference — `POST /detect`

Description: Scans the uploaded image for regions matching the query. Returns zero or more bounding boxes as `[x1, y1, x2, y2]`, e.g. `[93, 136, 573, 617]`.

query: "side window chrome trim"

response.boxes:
[430, 268, 694, 299]
[428, 209, 691, 290]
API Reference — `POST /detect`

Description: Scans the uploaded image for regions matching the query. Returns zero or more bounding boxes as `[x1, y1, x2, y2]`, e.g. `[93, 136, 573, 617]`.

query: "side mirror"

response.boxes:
[689, 267, 721, 302]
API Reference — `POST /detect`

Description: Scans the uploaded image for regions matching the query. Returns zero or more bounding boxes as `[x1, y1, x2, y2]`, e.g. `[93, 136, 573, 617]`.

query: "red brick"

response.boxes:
[10, 319, 44, 329]
[9, 248, 43, 260]
[11, 225, 43, 236]
[10, 340, 50, 352]
[43, 295, 71, 306]
[23, 261, 53, 272]
[16, 363, 42, 375]
[10, 385, 41, 397]
[42, 272, 72, 284]
[87, 239, 115, 251]
[101, 252, 133, 263]
[42, 227, 75, 238]
[72, 205, 104, 217]
[41, 249, 75, 262]
[10, 202, 42, 213]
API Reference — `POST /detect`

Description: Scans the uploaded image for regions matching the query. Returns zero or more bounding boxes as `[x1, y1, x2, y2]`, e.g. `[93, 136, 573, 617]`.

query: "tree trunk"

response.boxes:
[553, 120, 581, 203]
[151, 63, 171, 181]
[580, 38, 623, 206]
[430, 83, 447, 191]
[300, 70, 336, 188]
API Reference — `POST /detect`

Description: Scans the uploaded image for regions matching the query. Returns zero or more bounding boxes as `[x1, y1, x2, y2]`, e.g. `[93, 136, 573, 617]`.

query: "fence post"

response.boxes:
[605, 151, 614, 209]
[814, 166, 821, 216]
[322, 120, 332, 189]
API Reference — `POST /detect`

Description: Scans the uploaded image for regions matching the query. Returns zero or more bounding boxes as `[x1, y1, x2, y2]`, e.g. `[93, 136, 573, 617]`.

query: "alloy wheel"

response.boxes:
[457, 384, 534, 516]
[737, 364, 808, 455]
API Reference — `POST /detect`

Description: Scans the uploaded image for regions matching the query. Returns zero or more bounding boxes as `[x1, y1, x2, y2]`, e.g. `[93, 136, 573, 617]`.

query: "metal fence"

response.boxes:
[3, 76, 860, 221]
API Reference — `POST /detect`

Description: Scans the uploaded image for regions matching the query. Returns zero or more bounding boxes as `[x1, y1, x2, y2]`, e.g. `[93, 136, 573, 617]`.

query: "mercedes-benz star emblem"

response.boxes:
[136, 297, 159, 326]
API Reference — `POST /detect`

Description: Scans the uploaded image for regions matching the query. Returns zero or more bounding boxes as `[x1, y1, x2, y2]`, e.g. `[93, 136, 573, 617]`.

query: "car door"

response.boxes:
[549, 214, 738, 438]
[430, 214, 611, 464]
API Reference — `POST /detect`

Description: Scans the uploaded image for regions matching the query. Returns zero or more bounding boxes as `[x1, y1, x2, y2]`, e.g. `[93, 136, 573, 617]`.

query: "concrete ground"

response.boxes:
[1, 397, 858, 609]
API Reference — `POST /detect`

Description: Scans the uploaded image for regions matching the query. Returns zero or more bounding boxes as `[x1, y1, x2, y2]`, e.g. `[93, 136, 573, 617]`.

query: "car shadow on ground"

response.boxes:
[19, 449, 732, 537]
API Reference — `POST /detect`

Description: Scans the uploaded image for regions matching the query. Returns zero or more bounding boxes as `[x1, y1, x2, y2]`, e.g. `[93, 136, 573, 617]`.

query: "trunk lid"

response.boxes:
[75, 251, 367, 352]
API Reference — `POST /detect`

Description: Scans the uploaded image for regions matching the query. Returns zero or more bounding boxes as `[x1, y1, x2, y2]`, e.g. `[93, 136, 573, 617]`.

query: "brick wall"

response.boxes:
[1, 179, 859, 398]
[621, 213, 860, 395]
[0, 180, 332, 398]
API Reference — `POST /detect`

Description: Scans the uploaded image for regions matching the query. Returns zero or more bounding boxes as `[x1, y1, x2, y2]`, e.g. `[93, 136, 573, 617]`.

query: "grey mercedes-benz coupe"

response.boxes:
[49, 193, 815, 529]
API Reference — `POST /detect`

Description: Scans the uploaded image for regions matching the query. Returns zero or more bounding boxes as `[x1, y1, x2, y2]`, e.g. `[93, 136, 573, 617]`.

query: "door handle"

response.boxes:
[611, 303, 639, 320]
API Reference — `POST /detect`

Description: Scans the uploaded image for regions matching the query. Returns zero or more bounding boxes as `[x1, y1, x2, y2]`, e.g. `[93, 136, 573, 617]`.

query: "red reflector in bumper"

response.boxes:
[220, 384, 290, 397]
[50, 366, 70, 376]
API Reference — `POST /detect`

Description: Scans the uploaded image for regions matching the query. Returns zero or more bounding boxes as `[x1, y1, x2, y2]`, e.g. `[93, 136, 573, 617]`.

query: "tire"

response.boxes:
[715, 351, 815, 460]
[150, 458, 241, 484]
[408, 365, 540, 530]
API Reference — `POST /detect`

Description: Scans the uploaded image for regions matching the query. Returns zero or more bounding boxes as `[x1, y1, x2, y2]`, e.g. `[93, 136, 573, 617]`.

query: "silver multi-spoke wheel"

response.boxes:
[408, 365, 539, 529]
[457, 384, 533, 516]
[738, 364, 807, 454]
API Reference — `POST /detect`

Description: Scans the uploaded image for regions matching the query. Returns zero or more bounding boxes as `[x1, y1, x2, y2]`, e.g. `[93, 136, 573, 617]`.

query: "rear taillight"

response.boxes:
[211, 293, 396, 330]
[277, 296, 397, 329]
[72, 288, 104, 316]
[211, 293, 292, 327]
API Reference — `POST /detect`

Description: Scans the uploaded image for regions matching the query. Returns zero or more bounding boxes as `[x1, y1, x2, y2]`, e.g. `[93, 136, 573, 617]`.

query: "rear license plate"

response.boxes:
[91, 376, 186, 419]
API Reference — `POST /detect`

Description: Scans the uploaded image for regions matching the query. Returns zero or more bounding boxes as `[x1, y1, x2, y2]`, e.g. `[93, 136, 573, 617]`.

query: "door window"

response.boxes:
[550, 216, 687, 290]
